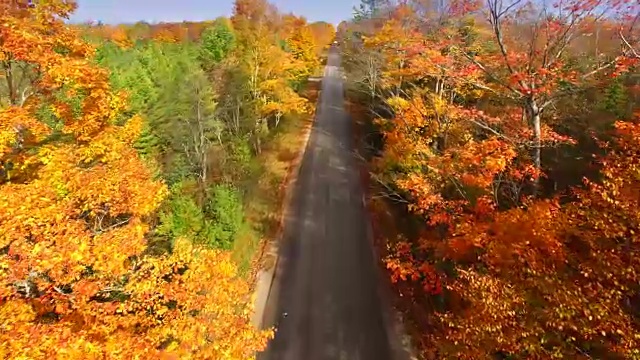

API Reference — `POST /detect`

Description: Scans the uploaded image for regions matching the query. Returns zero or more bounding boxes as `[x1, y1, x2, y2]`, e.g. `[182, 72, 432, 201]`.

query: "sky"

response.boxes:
[69, 0, 359, 26]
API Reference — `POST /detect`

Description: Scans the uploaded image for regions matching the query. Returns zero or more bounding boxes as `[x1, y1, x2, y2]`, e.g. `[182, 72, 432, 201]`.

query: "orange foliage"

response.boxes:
[151, 26, 179, 43]
[349, 1, 640, 358]
[383, 116, 640, 358]
[79, 21, 214, 43]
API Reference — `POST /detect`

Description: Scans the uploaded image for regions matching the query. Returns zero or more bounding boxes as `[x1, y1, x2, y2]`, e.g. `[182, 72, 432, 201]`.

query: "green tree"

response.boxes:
[600, 77, 629, 118]
[199, 19, 236, 68]
[204, 184, 245, 249]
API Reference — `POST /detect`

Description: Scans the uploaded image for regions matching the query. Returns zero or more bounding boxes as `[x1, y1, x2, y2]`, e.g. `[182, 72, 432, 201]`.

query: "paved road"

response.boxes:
[259, 49, 399, 360]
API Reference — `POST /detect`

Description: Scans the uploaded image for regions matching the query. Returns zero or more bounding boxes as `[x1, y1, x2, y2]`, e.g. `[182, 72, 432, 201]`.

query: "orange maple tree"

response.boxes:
[0, 1, 271, 358]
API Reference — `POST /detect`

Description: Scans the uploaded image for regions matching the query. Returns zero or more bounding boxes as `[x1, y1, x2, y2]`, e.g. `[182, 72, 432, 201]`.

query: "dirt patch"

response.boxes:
[276, 148, 297, 163]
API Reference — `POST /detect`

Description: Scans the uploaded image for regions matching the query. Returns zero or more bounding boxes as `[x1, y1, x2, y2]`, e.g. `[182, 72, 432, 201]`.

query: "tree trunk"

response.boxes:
[3, 60, 17, 106]
[526, 98, 542, 196]
[275, 113, 282, 128]
[368, 54, 377, 105]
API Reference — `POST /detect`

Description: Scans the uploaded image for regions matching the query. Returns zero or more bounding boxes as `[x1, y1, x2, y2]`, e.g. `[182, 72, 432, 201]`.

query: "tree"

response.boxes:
[164, 59, 224, 188]
[354, 0, 383, 20]
[403, 117, 640, 359]
[457, 0, 638, 192]
[199, 19, 236, 69]
[128, 21, 152, 42]
[283, 15, 320, 83]
[342, 2, 640, 358]
[231, 0, 309, 153]
[231, 0, 276, 153]
[309, 21, 336, 54]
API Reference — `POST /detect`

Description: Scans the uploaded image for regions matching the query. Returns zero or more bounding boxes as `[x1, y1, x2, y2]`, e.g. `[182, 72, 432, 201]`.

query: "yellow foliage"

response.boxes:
[110, 25, 133, 49]
[283, 16, 320, 80]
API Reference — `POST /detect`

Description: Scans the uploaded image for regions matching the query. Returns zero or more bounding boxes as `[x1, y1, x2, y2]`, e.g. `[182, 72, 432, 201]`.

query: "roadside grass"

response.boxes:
[232, 80, 320, 279]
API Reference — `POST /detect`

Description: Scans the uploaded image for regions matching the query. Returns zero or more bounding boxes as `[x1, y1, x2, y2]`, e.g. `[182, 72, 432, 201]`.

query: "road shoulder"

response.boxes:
[251, 83, 321, 328]
[348, 98, 421, 360]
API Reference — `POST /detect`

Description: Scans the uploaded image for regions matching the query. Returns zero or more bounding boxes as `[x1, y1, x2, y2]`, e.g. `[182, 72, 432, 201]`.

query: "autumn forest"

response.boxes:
[3, 0, 640, 358]
[341, 0, 640, 359]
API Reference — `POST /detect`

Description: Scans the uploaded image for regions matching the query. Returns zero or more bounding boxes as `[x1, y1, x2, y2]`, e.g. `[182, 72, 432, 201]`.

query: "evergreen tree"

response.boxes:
[199, 19, 236, 68]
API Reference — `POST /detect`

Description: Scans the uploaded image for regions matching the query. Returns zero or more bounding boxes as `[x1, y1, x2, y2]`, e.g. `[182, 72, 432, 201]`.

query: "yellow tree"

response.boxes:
[109, 24, 133, 49]
[0, 1, 271, 358]
[309, 21, 336, 54]
[282, 15, 320, 81]
[232, 0, 309, 153]
[232, 0, 277, 152]
[260, 78, 309, 127]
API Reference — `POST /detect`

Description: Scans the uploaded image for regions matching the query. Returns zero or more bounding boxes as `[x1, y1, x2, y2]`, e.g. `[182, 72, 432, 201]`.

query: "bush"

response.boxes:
[156, 182, 244, 250]
[156, 182, 206, 242]
[204, 184, 244, 249]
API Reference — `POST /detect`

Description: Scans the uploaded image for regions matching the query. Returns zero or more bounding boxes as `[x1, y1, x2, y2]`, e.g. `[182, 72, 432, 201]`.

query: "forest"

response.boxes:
[341, 0, 640, 359]
[0, 0, 334, 358]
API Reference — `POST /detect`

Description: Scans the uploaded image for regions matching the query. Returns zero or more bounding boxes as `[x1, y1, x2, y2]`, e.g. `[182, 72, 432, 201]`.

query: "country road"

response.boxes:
[258, 48, 407, 360]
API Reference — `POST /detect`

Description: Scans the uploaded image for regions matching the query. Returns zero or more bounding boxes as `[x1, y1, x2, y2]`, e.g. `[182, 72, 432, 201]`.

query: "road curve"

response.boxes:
[258, 48, 398, 360]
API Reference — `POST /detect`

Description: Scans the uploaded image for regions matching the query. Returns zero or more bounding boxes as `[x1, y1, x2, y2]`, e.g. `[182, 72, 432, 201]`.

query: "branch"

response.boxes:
[95, 216, 132, 234]
[539, 58, 618, 111]
[19, 87, 33, 107]
[580, 59, 616, 79]
[447, 175, 469, 201]
[466, 117, 519, 145]
[350, 149, 411, 204]
[53, 286, 70, 295]
[620, 31, 640, 59]
[461, 76, 507, 97]
[497, 0, 524, 19]
[462, 51, 522, 96]
[371, 191, 410, 204]
[487, 0, 519, 77]
[96, 286, 130, 295]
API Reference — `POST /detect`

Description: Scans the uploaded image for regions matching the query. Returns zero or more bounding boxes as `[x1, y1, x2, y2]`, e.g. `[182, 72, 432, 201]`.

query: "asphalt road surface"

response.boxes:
[259, 48, 400, 360]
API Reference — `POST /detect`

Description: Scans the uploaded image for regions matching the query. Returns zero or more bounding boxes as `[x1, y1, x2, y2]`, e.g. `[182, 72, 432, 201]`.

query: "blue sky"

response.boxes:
[69, 0, 359, 26]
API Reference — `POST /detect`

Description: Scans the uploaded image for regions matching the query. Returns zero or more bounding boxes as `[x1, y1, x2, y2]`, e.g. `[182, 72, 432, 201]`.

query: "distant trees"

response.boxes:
[354, 0, 383, 19]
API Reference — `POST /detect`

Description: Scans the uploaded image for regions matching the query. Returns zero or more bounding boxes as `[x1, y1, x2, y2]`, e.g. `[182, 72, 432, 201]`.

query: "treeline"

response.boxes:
[0, 0, 332, 358]
[76, 17, 335, 59]
[341, 0, 640, 358]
